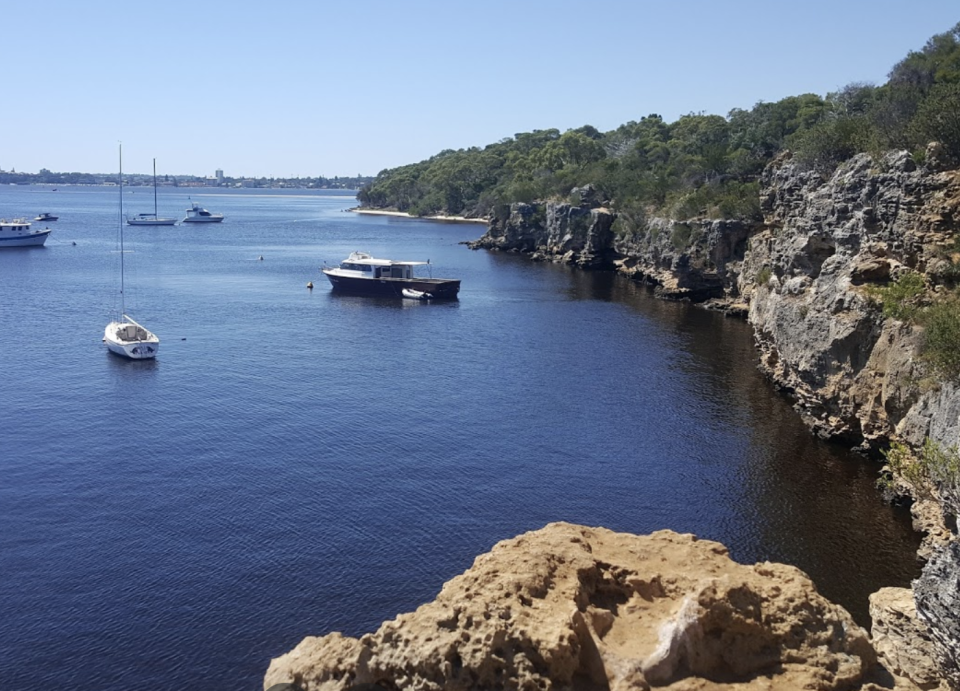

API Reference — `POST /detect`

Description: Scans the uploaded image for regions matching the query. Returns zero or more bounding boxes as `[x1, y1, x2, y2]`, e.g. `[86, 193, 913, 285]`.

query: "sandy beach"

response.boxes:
[349, 208, 488, 223]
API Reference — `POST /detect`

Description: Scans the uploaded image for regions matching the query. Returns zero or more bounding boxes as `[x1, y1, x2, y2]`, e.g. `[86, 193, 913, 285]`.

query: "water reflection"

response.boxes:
[503, 260, 920, 624]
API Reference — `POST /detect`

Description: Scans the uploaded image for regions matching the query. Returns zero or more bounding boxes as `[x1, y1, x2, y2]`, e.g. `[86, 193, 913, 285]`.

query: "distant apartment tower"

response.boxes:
[215, 169, 224, 185]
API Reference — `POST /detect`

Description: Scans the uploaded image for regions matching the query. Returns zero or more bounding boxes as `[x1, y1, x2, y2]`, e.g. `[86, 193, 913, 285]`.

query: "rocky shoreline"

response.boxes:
[469, 149, 960, 687]
[277, 157, 960, 689]
[468, 150, 960, 507]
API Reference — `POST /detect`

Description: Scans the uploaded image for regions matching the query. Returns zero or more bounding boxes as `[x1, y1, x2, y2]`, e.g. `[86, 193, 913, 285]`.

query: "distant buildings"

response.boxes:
[0, 167, 375, 190]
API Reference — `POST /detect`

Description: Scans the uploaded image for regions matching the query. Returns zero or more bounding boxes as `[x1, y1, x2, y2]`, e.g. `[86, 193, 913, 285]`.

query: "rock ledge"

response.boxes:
[265, 523, 882, 691]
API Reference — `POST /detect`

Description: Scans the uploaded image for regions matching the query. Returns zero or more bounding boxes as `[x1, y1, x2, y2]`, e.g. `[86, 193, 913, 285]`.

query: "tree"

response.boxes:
[910, 82, 960, 162]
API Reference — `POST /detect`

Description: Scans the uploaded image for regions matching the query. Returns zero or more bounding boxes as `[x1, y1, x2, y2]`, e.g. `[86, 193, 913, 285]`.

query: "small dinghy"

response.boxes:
[401, 288, 433, 300]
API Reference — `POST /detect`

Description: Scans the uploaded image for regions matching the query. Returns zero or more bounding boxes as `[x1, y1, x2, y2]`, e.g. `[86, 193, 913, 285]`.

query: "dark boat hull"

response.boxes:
[322, 271, 460, 299]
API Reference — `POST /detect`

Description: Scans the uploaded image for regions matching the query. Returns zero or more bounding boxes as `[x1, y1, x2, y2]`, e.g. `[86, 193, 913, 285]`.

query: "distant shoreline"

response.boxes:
[349, 207, 488, 224]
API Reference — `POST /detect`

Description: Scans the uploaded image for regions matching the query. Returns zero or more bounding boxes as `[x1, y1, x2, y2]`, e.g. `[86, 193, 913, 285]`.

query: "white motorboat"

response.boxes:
[127, 159, 177, 226]
[104, 145, 160, 360]
[321, 251, 460, 299]
[0, 218, 51, 247]
[182, 201, 224, 223]
[34, 212, 59, 222]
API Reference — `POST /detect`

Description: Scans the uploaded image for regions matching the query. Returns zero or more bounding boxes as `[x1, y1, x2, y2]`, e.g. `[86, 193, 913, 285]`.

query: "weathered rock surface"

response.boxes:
[265, 523, 881, 691]
[869, 587, 947, 689]
[744, 152, 960, 454]
[469, 201, 617, 269]
[914, 541, 960, 690]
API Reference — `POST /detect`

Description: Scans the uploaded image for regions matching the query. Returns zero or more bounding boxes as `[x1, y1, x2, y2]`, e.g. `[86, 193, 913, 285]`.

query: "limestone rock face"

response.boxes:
[265, 523, 878, 691]
[469, 201, 615, 269]
[869, 587, 947, 690]
[914, 541, 960, 690]
[468, 201, 751, 302]
[745, 152, 960, 451]
[612, 218, 752, 302]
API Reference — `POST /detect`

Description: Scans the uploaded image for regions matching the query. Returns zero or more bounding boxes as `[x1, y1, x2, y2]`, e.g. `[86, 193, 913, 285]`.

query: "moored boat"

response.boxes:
[0, 218, 51, 247]
[321, 251, 460, 299]
[103, 315, 160, 359]
[127, 159, 178, 226]
[127, 213, 178, 226]
[182, 202, 224, 223]
[103, 145, 160, 360]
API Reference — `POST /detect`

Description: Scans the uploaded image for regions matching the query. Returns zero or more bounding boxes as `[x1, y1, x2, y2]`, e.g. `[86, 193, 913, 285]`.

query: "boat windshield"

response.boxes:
[340, 262, 373, 272]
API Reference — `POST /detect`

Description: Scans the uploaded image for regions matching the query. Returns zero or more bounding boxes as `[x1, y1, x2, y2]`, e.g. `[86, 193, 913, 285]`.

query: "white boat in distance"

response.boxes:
[322, 251, 460, 299]
[35, 212, 58, 222]
[182, 201, 224, 223]
[1, 218, 51, 247]
[127, 213, 178, 226]
[104, 145, 160, 360]
[127, 159, 177, 226]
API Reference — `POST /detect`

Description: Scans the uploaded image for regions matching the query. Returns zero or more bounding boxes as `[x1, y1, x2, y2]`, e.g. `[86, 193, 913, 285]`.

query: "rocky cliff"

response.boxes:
[265, 523, 887, 691]
[914, 540, 960, 689]
[467, 153, 960, 689]
[470, 154, 960, 469]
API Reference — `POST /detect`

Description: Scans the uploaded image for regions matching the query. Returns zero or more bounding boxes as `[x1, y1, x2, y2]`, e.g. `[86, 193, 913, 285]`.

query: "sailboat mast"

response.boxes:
[119, 144, 125, 316]
[153, 158, 158, 217]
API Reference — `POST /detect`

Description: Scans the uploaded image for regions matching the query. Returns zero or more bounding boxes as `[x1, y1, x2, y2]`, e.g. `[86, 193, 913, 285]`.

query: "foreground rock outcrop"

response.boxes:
[266, 523, 886, 691]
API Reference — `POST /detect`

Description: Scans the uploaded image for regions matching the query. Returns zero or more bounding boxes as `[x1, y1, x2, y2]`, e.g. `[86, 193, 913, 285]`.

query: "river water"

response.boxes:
[0, 185, 920, 690]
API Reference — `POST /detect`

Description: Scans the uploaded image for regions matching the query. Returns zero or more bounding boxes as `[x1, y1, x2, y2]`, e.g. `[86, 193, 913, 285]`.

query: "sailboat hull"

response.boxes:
[127, 216, 178, 226]
[104, 321, 159, 359]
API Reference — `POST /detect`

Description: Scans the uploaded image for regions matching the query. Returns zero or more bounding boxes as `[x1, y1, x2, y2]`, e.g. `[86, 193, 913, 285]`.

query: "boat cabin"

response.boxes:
[116, 323, 150, 341]
[336, 252, 427, 280]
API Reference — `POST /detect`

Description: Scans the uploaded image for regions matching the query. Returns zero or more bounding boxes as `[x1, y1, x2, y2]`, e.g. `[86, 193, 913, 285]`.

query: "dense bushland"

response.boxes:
[358, 23, 960, 223]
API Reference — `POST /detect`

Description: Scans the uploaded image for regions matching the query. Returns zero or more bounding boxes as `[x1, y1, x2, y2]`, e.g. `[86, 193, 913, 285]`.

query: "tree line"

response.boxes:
[357, 22, 960, 226]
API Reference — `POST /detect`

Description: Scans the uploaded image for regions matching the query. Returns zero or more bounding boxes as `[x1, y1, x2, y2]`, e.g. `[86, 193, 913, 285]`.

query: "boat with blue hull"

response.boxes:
[321, 251, 460, 299]
[1, 219, 51, 247]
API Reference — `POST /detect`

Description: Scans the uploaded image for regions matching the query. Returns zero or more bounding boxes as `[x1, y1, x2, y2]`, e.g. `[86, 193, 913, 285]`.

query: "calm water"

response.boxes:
[1, 185, 919, 690]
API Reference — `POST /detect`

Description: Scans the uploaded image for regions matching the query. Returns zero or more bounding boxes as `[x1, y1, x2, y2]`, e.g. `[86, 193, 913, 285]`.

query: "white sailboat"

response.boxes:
[104, 145, 160, 359]
[127, 158, 177, 226]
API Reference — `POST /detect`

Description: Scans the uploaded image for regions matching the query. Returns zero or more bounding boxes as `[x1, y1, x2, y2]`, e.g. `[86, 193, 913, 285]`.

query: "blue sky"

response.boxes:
[3, 1, 957, 178]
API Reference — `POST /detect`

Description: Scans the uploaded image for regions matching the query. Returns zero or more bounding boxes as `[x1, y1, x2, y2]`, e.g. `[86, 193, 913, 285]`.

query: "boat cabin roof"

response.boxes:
[343, 251, 427, 267]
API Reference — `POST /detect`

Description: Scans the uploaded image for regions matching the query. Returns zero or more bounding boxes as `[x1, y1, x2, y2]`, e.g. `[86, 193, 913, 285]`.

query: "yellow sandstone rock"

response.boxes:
[265, 523, 883, 690]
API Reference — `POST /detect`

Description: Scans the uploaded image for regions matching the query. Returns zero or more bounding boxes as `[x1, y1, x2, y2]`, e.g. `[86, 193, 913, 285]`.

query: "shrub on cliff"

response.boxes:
[921, 295, 960, 379]
[669, 180, 761, 220]
[865, 271, 926, 321]
[884, 439, 960, 519]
